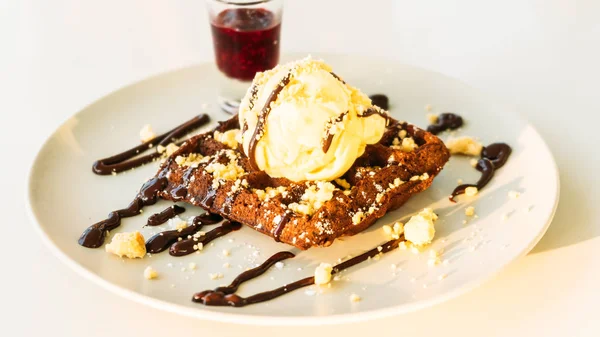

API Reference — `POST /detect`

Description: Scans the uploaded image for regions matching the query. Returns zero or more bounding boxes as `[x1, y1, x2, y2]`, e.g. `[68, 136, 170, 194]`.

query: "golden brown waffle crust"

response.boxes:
[157, 115, 450, 250]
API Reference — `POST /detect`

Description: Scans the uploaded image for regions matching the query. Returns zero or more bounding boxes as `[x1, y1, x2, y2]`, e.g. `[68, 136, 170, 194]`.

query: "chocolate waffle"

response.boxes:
[157, 115, 450, 250]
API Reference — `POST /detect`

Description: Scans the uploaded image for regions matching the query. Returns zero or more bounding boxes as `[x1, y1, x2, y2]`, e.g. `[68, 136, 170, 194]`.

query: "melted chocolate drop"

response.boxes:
[92, 114, 210, 175]
[247, 71, 293, 169]
[193, 212, 224, 225]
[426, 113, 463, 135]
[482, 143, 512, 169]
[169, 221, 242, 257]
[369, 94, 389, 110]
[192, 238, 403, 307]
[449, 142, 512, 201]
[145, 213, 223, 254]
[146, 205, 185, 227]
[450, 158, 495, 201]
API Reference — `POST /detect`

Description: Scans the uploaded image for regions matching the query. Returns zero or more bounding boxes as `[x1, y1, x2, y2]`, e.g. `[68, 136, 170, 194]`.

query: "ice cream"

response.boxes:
[238, 57, 388, 182]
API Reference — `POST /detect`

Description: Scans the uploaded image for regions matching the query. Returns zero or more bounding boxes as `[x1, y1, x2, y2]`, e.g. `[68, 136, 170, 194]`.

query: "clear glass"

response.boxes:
[207, 0, 283, 114]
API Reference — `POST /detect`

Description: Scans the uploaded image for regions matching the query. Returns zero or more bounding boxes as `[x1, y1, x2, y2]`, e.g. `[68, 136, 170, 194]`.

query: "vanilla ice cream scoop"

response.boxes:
[238, 57, 388, 182]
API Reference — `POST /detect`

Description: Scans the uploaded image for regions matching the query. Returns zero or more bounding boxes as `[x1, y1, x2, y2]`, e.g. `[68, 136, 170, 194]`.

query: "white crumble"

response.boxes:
[209, 273, 224, 280]
[446, 136, 483, 156]
[465, 186, 479, 197]
[426, 113, 438, 124]
[404, 208, 438, 246]
[274, 262, 284, 270]
[143, 266, 158, 280]
[350, 293, 362, 303]
[139, 124, 156, 142]
[508, 190, 521, 199]
[105, 231, 146, 259]
[314, 263, 333, 285]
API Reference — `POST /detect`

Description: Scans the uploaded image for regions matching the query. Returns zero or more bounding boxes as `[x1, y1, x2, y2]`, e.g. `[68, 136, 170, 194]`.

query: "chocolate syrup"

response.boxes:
[145, 213, 224, 254]
[369, 94, 389, 110]
[321, 107, 391, 153]
[426, 113, 463, 135]
[247, 71, 293, 169]
[272, 211, 292, 242]
[330, 72, 346, 84]
[221, 189, 240, 215]
[169, 221, 242, 257]
[170, 166, 197, 202]
[193, 251, 296, 306]
[362, 106, 391, 120]
[78, 176, 168, 248]
[450, 142, 512, 201]
[146, 205, 185, 227]
[322, 112, 348, 153]
[482, 143, 512, 169]
[193, 238, 403, 307]
[92, 114, 210, 175]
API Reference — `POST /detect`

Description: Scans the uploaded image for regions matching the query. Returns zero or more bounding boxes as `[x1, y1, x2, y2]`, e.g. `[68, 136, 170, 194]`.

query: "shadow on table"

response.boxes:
[529, 162, 596, 254]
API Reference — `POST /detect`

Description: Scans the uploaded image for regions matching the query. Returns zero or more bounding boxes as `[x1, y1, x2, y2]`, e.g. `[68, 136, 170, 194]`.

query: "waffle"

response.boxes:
[156, 115, 450, 250]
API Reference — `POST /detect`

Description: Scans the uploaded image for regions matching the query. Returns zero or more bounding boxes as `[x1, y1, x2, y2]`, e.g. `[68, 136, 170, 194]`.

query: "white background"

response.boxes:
[2, 0, 599, 336]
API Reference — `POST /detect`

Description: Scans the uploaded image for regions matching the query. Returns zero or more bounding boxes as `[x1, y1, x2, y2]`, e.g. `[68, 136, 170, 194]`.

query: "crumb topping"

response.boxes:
[446, 136, 483, 156]
[404, 208, 438, 246]
[105, 231, 146, 259]
[139, 124, 156, 143]
[204, 150, 246, 189]
[143, 266, 158, 280]
[314, 263, 333, 285]
[288, 181, 336, 215]
[214, 129, 241, 149]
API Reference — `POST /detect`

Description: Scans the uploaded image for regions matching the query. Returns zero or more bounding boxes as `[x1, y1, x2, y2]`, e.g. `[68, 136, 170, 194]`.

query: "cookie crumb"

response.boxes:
[465, 206, 475, 216]
[465, 186, 479, 197]
[139, 124, 156, 142]
[314, 263, 333, 285]
[105, 231, 146, 259]
[144, 266, 158, 280]
[508, 190, 521, 199]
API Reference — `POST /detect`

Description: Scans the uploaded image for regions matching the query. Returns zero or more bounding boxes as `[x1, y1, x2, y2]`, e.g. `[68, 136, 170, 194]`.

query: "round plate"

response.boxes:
[27, 53, 559, 325]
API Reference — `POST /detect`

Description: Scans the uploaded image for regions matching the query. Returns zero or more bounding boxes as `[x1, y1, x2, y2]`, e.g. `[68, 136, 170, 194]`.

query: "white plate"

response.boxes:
[28, 53, 559, 325]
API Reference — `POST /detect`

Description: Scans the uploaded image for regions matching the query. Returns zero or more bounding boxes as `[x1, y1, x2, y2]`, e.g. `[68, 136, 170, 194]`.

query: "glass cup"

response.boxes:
[207, 0, 283, 114]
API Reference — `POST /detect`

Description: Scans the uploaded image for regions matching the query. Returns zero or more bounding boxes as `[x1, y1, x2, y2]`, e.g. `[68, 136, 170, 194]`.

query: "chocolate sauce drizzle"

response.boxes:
[330, 72, 346, 84]
[369, 94, 389, 110]
[193, 238, 403, 307]
[78, 176, 168, 248]
[321, 105, 391, 154]
[92, 114, 210, 175]
[146, 205, 185, 227]
[247, 71, 293, 169]
[426, 113, 463, 135]
[321, 112, 348, 153]
[272, 211, 293, 242]
[169, 221, 242, 257]
[450, 142, 512, 201]
[145, 213, 223, 254]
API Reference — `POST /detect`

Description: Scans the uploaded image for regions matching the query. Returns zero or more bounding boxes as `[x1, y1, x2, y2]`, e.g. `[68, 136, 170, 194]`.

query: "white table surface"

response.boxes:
[3, 0, 599, 336]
